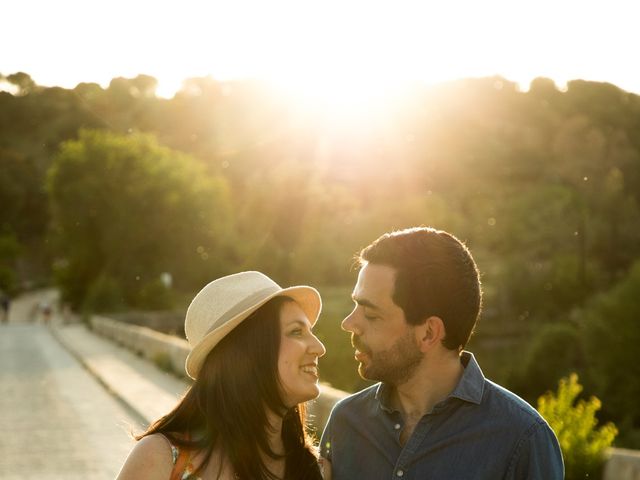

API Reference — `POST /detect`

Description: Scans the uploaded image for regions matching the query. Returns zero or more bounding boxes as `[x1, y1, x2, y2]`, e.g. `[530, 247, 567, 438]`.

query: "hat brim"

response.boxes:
[185, 285, 321, 379]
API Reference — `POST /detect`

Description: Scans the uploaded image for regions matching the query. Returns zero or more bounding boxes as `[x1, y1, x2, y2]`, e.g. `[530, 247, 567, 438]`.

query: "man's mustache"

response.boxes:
[352, 335, 371, 355]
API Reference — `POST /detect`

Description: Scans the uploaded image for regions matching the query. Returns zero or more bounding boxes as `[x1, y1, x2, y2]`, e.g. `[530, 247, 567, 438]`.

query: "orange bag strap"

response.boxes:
[170, 446, 191, 480]
[169, 433, 192, 480]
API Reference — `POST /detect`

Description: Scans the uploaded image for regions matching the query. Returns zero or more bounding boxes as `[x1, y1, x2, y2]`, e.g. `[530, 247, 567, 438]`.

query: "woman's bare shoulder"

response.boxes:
[116, 434, 174, 480]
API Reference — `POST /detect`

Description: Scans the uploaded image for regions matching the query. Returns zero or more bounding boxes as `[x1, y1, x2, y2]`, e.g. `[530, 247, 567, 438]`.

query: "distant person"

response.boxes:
[321, 227, 564, 479]
[0, 290, 9, 324]
[40, 301, 52, 325]
[117, 271, 326, 480]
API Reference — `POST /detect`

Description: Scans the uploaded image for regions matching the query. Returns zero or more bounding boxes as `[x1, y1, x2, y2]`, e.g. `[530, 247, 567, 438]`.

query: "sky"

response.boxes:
[2, 0, 640, 100]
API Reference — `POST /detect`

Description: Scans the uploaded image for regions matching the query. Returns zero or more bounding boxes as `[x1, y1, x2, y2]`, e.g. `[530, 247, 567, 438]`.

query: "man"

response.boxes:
[320, 227, 563, 479]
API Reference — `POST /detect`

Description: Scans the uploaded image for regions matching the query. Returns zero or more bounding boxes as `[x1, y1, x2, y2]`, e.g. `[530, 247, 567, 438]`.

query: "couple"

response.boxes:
[117, 227, 564, 479]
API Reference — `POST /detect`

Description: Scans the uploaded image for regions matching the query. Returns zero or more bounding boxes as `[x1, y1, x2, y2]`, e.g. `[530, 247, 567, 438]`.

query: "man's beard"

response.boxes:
[353, 329, 423, 386]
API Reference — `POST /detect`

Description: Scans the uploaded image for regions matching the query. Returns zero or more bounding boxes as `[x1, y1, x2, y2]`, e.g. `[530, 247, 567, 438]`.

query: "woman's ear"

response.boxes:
[415, 316, 446, 352]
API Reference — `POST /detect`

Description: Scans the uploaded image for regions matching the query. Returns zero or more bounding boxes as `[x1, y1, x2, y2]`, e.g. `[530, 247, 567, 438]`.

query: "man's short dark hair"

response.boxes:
[359, 227, 482, 350]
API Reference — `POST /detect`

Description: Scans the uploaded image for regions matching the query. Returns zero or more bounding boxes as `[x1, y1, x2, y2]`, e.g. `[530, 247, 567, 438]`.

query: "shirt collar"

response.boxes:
[449, 351, 485, 405]
[374, 382, 396, 413]
[374, 351, 485, 412]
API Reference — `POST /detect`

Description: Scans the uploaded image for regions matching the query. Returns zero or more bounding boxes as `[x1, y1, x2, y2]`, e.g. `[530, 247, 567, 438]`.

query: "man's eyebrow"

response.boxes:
[351, 295, 381, 311]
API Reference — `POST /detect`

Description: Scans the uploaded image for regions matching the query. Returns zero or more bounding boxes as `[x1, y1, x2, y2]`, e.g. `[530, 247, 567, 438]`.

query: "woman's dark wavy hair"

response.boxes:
[138, 296, 322, 480]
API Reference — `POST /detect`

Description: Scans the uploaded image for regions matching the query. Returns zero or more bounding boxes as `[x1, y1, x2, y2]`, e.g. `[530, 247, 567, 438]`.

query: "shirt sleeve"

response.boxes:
[506, 421, 564, 480]
[319, 410, 334, 462]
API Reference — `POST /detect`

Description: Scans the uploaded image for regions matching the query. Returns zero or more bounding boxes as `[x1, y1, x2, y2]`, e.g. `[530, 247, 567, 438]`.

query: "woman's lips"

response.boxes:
[301, 364, 319, 378]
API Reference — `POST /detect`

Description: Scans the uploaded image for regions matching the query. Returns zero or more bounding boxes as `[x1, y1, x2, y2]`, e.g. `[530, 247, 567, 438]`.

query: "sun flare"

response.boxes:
[6, 0, 640, 108]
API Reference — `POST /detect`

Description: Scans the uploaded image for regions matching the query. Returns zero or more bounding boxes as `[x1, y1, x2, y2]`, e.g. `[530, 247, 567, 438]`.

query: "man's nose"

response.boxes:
[341, 308, 357, 333]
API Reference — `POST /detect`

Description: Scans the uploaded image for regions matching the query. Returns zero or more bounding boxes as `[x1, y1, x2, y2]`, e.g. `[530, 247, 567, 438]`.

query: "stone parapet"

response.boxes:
[605, 448, 640, 480]
[89, 315, 348, 431]
[91, 315, 190, 377]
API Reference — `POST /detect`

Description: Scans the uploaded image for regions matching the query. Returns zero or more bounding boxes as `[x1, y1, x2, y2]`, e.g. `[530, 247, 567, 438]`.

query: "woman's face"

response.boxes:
[278, 301, 326, 407]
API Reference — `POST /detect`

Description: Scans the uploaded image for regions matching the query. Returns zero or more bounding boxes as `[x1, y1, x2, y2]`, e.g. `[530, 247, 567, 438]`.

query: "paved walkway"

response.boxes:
[52, 321, 190, 427]
[0, 289, 346, 479]
[0, 292, 137, 479]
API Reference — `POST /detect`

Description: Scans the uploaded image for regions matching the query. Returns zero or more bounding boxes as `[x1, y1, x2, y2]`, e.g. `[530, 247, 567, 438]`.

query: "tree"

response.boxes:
[582, 261, 640, 434]
[130, 74, 158, 98]
[47, 129, 232, 309]
[0, 148, 48, 240]
[6, 72, 37, 95]
[0, 232, 20, 292]
[511, 323, 584, 403]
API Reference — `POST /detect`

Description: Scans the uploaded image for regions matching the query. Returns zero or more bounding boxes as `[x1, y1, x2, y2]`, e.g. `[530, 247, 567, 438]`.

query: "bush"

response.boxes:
[538, 374, 617, 480]
[83, 275, 126, 313]
[152, 351, 174, 374]
[135, 278, 173, 310]
[511, 323, 584, 403]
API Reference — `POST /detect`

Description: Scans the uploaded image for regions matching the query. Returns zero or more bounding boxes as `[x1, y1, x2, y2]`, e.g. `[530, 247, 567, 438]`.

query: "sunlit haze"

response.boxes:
[3, 0, 640, 106]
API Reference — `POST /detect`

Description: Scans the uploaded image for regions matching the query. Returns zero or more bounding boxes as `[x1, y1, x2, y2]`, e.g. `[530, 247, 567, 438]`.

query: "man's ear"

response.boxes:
[415, 316, 446, 352]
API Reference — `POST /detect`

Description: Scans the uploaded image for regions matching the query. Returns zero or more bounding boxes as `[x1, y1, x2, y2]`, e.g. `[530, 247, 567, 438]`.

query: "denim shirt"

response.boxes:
[320, 352, 564, 480]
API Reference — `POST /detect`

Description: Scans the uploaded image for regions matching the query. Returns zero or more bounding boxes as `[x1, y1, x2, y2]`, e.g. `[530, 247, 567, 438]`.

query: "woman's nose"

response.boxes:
[310, 333, 326, 357]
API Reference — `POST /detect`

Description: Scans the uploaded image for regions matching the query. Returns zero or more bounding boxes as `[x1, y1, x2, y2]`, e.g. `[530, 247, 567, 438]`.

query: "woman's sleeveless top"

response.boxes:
[164, 434, 242, 479]
[166, 437, 202, 480]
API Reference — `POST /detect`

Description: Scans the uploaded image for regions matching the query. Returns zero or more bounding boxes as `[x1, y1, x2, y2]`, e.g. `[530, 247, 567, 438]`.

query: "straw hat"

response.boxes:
[184, 271, 322, 379]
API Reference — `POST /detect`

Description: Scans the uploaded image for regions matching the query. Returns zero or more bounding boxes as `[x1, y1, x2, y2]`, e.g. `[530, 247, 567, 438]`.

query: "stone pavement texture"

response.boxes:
[2, 290, 349, 479]
[0, 291, 138, 480]
[52, 321, 190, 427]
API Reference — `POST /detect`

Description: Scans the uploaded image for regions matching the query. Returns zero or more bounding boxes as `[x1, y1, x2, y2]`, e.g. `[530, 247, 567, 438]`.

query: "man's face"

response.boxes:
[342, 262, 422, 385]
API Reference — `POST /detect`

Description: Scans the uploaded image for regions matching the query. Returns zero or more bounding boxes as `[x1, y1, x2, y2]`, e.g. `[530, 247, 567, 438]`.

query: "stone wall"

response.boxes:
[605, 448, 640, 480]
[89, 315, 347, 431]
[91, 315, 190, 377]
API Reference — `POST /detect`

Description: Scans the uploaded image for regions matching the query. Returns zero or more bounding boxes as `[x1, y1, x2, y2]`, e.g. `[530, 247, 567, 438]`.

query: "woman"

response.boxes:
[117, 271, 327, 480]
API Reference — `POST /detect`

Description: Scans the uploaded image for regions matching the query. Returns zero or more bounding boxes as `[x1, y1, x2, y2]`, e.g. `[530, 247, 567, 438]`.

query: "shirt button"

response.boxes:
[396, 469, 404, 477]
[394, 423, 401, 430]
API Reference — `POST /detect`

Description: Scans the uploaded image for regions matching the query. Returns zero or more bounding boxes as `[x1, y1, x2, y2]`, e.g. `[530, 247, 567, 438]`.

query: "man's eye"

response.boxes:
[364, 314, 378, 321]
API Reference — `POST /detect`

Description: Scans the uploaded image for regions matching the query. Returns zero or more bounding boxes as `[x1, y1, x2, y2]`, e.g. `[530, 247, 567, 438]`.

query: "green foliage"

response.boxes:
[136, 278, 174, 310]
[0, 233, 21, 292]
[5, 72, 37, 95]
[152, 351, 174, 374]
[0, 148, 48, 240]
[83, 274, 126, 313]
[511, 323, 584, 403]
[538, 374, 617, 480]
[582, 261, 640, 429]
[47, 129, 232, 309]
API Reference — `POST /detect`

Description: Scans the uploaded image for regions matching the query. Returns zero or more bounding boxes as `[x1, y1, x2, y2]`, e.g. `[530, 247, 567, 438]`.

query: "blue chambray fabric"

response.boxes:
[320, 352, 564, 480]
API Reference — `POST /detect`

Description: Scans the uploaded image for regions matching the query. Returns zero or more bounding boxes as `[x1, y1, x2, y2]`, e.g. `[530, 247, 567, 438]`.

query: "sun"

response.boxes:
[262, 65, 409, 128]
[147, 2, 517, 115]
[218, 1, 432, 127]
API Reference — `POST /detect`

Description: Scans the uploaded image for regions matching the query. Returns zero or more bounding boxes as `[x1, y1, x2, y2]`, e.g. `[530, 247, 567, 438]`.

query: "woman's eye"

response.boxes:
[290, 329, 303, 336]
